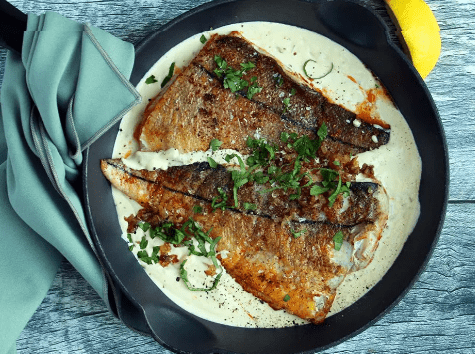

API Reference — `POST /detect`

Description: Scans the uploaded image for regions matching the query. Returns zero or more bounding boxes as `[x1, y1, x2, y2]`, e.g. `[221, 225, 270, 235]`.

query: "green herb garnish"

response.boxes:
[135, 218, 223, 291]
[303, 59, 333, 80]
[333, 231, 344, 251]
[226, 153, 253, 208]
[139, 236, 148, 249]
[283, 294, 291, 302]
[282, 97, 290, 113]
[179, 219, 223, 291]
[200, 34, 207, 43]
[310, 168, 350, 207]
[206, 122, 334, 215]
[243, 202, 257, 211]
[160, 62, 175, 88]
[247, 76, 263, 99]
[193, 205, 203, 214]
[145, 75, 158, 84]
[210, 138, 223, 151]
[136, 244, 160, 265]
[213, 55, 262, 98]
[291, 228, 307, 238]
[207, 157, 218, 168]
[138, 222, 150, 232]
[211, 187, 228, 211]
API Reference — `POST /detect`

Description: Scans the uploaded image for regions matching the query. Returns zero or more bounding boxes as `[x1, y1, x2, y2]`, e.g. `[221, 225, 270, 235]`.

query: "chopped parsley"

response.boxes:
[145, 75, 158, 84]
[206, 121, 348, 221]
[160, 62, 175, 88]
[225, 153, 254, 208]
[138, 221, 150, 232]
[139, 236, 148, 249]
[211, 187, 228, 211]
[207, 123, 332, 211]
[209, 138, 223, 151]
[200, 34, 207, 43]
[132, 219, 223, 291]
[193, 205, 203, 214]
[310, 168, 351, 207]
[136, 244, 160, 265]
[291, 228, 307, 238]
[213, 55, 262, 99]
[283, 294, 291, 302]
[247, 76, 263, 99]
[333, 231, 344, 251]
[282, 97, 290, 114]
[207, 156, 218, 168]
[243, 202, 257, 211]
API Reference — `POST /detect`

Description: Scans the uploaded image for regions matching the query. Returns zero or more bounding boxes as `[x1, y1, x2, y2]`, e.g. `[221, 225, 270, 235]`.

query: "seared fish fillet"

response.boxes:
[135, 33, 390, 157]
[101, 159, 388, 323]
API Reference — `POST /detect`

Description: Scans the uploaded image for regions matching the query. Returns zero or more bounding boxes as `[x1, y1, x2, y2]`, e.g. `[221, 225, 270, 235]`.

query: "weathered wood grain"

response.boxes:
[1, 0, 474, 353]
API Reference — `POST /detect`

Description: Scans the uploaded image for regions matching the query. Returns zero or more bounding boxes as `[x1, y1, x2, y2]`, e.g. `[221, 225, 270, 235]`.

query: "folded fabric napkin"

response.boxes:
[0, 12, 141, 354]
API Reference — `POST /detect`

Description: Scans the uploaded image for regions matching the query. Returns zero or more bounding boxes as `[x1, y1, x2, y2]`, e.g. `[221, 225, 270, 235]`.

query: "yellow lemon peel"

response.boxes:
[385, 0, 441, 79]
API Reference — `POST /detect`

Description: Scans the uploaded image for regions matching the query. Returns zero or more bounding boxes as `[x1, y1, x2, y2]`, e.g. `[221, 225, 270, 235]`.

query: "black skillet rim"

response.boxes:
[84, 0, 449, 353]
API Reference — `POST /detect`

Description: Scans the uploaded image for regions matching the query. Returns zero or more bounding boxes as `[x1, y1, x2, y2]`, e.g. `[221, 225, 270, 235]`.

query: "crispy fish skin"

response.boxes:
[101, 159, 388, 323]
[136, 33, 390, 156]
[104, 159, 384, 227]
[193, 33, 390, 148]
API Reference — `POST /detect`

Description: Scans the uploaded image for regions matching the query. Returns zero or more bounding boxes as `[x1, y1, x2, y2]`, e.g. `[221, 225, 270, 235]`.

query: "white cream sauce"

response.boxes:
[111, 22, 421, 327]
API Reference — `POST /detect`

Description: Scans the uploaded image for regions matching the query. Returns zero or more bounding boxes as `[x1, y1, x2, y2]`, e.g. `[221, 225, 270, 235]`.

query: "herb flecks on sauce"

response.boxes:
[131, 219, 223, 292]
[160, 62, 175, 88]
[145, 75, 158, 84]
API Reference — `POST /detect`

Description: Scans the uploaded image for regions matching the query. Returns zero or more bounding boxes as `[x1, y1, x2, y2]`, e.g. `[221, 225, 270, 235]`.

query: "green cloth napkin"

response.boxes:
[0, 12, 140, 353]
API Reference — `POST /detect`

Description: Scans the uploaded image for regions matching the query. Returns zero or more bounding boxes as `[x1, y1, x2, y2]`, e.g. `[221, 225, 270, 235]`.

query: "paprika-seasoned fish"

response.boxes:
[101, 159, 389, 323]
[136, 33, 390, 158]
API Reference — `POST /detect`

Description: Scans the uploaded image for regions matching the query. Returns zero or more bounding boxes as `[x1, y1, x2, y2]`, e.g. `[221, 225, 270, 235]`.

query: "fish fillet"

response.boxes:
[135, 32, 390, 158]
[101, 159, 388, 323]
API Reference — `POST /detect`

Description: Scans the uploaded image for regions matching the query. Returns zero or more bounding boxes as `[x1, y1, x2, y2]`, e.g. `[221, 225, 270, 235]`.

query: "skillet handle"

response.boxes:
[0, 0, 27, 54]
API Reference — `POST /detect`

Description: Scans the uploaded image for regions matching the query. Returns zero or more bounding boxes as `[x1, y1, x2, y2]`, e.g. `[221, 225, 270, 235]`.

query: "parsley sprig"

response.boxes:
[133, 219, 223, 292]
[161, 62, 175, 88]
[333, 230, 344, 250]
[309, 168, 351, 207]
[213, 55, 262, 99]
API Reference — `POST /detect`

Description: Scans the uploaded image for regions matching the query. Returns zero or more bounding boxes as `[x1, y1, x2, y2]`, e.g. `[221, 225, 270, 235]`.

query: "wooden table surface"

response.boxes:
[1, 0, 474, 353]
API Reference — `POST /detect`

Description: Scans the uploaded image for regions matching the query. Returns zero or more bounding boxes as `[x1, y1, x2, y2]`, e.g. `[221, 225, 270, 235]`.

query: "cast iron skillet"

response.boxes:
[84, 0, 449, 353]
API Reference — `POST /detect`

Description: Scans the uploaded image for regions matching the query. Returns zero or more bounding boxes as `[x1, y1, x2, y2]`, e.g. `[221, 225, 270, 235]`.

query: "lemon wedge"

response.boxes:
[385, 0, 441, 79]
